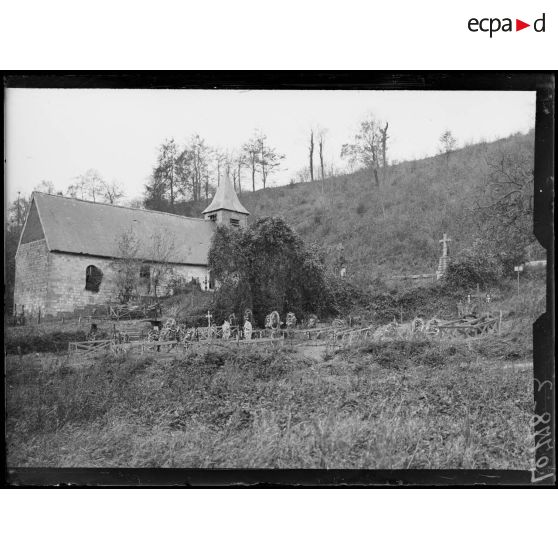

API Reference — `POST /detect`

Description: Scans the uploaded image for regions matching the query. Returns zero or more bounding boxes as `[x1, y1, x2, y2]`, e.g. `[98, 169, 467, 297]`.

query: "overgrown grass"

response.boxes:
[5, 327, 90, 355]
[6, 340, 534, 469]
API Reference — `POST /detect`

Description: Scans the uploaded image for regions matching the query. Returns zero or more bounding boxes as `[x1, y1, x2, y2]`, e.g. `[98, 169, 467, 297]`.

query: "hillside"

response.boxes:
[176, 130, 536, 284]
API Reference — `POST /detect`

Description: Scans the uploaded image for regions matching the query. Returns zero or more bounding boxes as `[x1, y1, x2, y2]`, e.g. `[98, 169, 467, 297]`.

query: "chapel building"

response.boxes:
[13, 173, 249, 317]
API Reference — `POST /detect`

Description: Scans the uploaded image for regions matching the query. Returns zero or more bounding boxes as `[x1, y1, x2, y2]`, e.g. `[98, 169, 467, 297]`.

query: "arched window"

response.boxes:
[85, 265, 103, 292]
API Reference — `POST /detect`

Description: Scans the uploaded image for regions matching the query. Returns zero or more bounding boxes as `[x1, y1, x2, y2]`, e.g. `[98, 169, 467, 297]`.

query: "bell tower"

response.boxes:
[202, 173, 249, 228]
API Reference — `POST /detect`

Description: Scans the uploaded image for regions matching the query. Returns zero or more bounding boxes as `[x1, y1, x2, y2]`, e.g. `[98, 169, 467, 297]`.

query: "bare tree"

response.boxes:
[213, 148, 228, 189]
[474, 150, 534, 245]
[189, 134, 210, 201]
[317, 128, 327, 194]
[204, 171, 211, 201]
[9, 193, 30, 228]
[295, 167, 311, 183]
[242, 134, 261, 192]
[256, 132, 284, 188]
[35, 180, 56, 194]
[112, 227, 177, 301]
[341, 116, 389, 191]
[145, 139, 181, 207]
[66, 175, 87, 199]
[309, 130, 315, 182]
[160, 139, 178, 206]
[439, 130, 457, 163]
[67, 169, 108, 202]
[380, 122, 389, 186]
[111, 227, 142, 302]
[101, 180, 125, 204]
[235, 151, 247, 193]
[147, 229, 176, 298]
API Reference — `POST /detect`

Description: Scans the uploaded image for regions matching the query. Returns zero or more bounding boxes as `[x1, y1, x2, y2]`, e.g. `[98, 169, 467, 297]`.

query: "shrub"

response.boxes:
[5, 329, 88, 355]
[327, 277, 368, 315]
[208, 218, 335, 325]
[444, 255, 502, 291]
[356, 338, 472, 370]
[166, 275, 202, 296]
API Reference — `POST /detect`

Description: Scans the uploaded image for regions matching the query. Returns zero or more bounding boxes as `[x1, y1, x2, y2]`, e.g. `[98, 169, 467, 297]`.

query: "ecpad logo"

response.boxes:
[468, 13, 546, 37]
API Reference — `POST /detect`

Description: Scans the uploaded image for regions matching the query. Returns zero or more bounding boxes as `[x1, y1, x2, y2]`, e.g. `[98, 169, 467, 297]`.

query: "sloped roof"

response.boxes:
[202, 173, 249, 215]
[31, 193, 214, 265]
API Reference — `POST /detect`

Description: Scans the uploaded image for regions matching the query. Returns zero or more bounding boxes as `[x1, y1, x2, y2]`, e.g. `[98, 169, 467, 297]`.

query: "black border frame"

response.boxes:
[2, 71, 555, 487]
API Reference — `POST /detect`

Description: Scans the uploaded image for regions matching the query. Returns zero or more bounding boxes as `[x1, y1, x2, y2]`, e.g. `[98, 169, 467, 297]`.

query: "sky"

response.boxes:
[5, 89, 536, 203]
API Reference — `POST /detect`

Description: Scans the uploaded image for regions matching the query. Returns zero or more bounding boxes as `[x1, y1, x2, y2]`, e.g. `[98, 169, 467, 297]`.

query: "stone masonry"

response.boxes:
[13, 239, 50, 315]
[15, 249, 209, 317]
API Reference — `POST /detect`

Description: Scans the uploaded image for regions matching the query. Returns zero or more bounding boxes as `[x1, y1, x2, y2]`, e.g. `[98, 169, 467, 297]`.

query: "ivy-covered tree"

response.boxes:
[471, 143, 536, 273]
[208, 217, 332, 325]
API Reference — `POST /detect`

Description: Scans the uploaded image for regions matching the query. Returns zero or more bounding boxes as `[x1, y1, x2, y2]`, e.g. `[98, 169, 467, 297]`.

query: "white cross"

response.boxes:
[439, 233, 452, 257]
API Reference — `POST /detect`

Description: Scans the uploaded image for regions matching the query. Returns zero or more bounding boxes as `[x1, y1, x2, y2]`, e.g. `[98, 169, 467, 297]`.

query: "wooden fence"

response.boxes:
[68, 340, 113, 358]
[436, 314, 501, 338]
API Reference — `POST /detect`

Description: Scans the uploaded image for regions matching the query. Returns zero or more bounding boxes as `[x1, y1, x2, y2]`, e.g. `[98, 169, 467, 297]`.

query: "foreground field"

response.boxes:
[6, 336, 534, 469]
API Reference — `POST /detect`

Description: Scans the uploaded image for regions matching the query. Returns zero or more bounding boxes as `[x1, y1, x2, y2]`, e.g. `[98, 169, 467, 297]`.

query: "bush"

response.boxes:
[364, 283, 459, 324]
[166, 275, 203, 296]
[208, 217, 335, 326]
[5, 329, 88, 355]
[356, 339, 472, 370]
[326, 277, 367, 315]
[444, 255, 502, 291]
[161, 289, 212, 325]
[444, 237, 504, 291]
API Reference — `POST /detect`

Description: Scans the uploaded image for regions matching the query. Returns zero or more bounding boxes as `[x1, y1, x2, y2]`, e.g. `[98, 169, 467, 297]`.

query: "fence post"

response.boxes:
[498, 310, 502, 335]
[38, 308, 41, 325]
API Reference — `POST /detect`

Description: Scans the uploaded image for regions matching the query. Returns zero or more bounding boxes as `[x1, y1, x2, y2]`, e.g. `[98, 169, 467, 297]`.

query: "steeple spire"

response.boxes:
[203, 173, 249, 216]
[202, 173, 249, 227]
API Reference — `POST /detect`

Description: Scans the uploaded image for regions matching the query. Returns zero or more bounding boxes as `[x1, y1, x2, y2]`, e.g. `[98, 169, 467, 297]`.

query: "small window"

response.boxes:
[85, 265, 103, 293]
[230, 218, 240, 227]
[140, 265, 150, 279]
[208, 214, 217, 222]
[209, 270, 215, 290]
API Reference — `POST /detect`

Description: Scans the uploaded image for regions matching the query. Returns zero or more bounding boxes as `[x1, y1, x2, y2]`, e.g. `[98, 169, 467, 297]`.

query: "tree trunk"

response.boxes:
[373, 168, 380, 190]
[191, 177, 197, 201]
[170, 166, 174, 207]
[380, 122, 389, 190]
[251, 163, 256, 192]
[237, 162, 242, 192]
[319, 138, 325, 195]
[309, 131, 314, 182]
[260, 143, 267, 188]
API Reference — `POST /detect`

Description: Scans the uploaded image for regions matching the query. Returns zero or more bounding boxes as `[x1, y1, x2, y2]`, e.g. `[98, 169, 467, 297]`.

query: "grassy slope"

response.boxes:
[6, 336, 533, 469]
[6, 278, 542, 468]
[178, 131, 535, 283]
